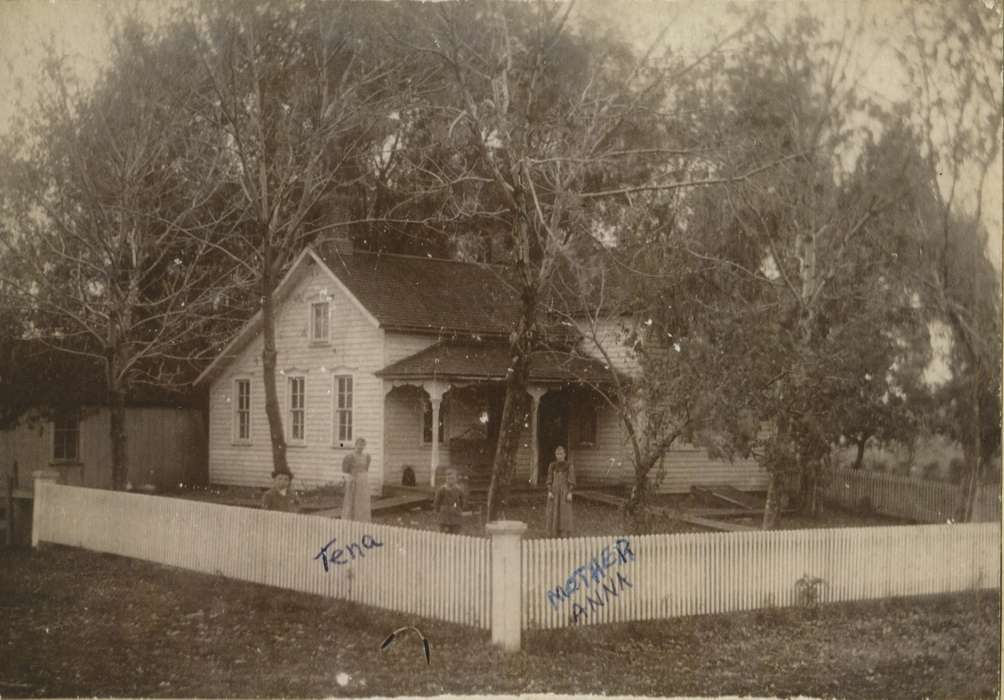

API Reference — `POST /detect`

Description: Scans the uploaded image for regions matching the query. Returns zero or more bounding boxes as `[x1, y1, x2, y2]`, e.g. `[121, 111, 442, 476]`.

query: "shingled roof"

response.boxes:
[314, 243, 520, 336]
[375, 339, 617, 385]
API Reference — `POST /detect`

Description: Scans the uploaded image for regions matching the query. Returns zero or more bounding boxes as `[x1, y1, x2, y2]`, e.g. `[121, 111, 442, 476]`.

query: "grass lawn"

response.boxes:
[1, 545, 998, 699]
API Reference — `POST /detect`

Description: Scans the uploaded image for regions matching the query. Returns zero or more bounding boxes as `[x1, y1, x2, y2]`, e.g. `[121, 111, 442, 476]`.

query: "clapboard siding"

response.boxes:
[0, 407, 203, 491]
[576, 318, 639, 376]
[208, 263, 385, 495]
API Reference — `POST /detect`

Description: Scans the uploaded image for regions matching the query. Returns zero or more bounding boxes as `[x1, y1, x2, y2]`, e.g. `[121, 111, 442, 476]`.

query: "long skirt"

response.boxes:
[342, 475, 371, 522]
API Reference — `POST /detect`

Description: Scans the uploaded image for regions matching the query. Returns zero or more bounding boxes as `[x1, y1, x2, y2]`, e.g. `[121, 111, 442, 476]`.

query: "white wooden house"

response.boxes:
[196, 241, 767, 496]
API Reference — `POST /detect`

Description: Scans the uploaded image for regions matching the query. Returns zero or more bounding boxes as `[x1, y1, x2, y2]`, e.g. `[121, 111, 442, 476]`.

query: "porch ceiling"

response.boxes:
[375, 340, 618, 385]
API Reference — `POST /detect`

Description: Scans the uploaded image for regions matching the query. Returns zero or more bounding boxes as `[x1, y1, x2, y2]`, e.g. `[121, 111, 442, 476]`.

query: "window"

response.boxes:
[234, 379, 251, 443]
[422, 400, 447, 444]
[311, 301, 330, 343]
[335, 375, 353, 443]
[52, 413, 80, 462]
[287, 376, 306, 443]
[576, 404, 597, 447]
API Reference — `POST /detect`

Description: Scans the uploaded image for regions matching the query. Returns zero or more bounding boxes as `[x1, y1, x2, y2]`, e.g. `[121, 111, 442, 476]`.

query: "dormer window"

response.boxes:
[311, 301, 330, 343]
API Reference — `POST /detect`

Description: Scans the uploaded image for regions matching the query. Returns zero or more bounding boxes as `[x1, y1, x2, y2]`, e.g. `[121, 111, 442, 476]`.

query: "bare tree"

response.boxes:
[0, 18, 244, 488]
[173, 0, 406, 475]
[404, 0, 793, 520]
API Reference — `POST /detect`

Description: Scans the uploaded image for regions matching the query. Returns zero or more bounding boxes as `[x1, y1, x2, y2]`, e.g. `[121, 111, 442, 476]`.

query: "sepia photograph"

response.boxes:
[0, 0, 1000, 698]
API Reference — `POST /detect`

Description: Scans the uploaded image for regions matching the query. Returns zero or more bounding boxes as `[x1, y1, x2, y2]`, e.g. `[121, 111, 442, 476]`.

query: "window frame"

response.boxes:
[286, 374, 307, 445]
[232, 377, 252, 445]
[576, 403, 598, 448]
[51, 412, 81, 464]
[309, 300, 331, 344]
[333, 374, 353, 446]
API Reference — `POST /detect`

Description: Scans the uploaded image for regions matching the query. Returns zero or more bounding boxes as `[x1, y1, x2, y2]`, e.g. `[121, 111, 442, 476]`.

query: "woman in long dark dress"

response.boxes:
[545, 446, 575, 537]
[341, 437, 372, 522]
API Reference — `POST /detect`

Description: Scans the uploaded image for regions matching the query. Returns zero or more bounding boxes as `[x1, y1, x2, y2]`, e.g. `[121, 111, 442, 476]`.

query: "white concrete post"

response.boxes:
[486, 520, 527, 651]
[31, 469, 59, 548]
[527, 387, 546, 485]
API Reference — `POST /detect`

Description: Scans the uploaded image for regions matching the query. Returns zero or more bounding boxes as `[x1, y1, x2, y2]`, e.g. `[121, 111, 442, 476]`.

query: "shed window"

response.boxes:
[287, 376, 306, 443]
[52, 413, 80, 462]
[335, 375, 353, 443]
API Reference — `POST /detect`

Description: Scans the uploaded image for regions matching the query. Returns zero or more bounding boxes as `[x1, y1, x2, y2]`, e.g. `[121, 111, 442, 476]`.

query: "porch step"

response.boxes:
[677, 515, 758, 532]
[312, 492, 433, 519]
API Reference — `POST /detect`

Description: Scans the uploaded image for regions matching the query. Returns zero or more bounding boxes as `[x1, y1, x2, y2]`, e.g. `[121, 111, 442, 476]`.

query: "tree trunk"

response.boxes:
[852, 434, 869, 470]
[260, 247, 290, 476]
[109, 380, 128, 490]
[484, 363, 529, 521]
[485, 287, 536, 522]
[762, 469, 783, 530]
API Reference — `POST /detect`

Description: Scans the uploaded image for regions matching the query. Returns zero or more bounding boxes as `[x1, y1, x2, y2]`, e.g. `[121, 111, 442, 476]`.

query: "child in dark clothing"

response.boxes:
[434, 468, 466, 534]
[262, 469, 300, 512]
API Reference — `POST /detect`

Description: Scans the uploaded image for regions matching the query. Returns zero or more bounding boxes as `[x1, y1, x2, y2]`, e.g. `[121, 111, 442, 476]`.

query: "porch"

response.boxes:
[377, 340, 622, 495]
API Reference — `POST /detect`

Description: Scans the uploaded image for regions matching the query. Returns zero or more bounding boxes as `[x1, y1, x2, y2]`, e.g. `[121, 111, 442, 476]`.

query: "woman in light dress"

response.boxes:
[341, 437, 372, 522]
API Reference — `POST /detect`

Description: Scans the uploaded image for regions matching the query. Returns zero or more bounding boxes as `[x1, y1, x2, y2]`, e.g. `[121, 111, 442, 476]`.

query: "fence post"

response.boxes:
[486, 520, 527, 652]
[31, 469, 59, 548]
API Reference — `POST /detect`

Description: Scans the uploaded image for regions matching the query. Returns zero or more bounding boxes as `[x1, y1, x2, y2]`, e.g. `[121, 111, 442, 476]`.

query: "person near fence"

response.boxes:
[262, 469, 300, 512]
[341, 437, 372, 522]
[434, 468, 466, 534]
[545, 446, 575, 537]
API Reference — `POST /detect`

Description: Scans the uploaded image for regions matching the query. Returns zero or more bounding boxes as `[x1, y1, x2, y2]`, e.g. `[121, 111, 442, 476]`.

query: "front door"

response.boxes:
[537, 391, 569, 484]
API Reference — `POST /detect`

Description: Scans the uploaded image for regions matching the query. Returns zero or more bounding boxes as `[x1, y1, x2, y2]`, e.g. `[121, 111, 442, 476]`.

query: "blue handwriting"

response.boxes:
[314, 534, 384, 572]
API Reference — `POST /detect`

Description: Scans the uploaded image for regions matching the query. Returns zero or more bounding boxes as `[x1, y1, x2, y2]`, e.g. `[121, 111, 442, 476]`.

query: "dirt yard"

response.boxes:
[171, 483, 908, 539]
[1, 545, 998, 699]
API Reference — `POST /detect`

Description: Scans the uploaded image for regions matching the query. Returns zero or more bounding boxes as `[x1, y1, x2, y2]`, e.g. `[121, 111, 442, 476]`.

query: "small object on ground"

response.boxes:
[380, 625, 430, 665]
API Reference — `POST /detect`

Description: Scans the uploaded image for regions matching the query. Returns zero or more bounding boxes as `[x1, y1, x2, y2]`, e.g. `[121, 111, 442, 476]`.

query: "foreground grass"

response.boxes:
[1, 545, 998, 699]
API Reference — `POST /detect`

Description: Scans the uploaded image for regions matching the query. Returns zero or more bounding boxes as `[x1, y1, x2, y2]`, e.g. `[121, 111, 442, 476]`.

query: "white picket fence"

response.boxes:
[31, 481, 490, 628]
[31, 482, 1000, 643]
[521, 524, 1000, 629]
[825, 468, 1002, 523]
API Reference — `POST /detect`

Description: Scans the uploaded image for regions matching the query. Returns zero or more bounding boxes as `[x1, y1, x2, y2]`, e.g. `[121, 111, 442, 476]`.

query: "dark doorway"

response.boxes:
[537, 390, 569, 483]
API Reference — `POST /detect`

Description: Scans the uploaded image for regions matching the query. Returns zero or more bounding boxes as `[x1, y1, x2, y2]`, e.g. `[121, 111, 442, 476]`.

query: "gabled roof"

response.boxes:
[375, 339, 617, 385]
[313, 242, 520, 336]
[196, 242, 584, 387]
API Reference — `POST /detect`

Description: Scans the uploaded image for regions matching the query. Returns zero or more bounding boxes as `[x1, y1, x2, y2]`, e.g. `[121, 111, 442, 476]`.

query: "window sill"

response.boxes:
[309, 340, 331, 348]
[286, 442, 307, 449]
[231, 441, 253, 447]
[49, 461, 83, 467]
[576, 442, 596, 449]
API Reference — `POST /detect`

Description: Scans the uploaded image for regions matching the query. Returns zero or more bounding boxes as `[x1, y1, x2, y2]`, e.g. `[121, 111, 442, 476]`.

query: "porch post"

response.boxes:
[425, 380, 448, 487]
[528, 386, 546, 485]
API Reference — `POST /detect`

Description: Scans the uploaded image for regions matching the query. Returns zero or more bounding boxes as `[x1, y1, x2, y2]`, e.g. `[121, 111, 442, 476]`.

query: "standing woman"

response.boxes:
[341, 437, 372, 522]
[545, 446, 575, 537]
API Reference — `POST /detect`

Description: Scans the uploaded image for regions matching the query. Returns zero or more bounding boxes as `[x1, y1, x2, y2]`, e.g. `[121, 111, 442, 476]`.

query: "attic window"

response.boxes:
[52, 413, 80, 463]
[311, 301, 330, 343]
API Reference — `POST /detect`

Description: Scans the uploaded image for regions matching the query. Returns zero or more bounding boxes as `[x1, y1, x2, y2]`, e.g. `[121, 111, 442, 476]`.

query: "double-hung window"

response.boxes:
[335, 375, 353, 443]
[52, 413, 80, 462]
[287, 376, 306, 443]
[310, 301, 330, 343]
[234, 379, 251, 443]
